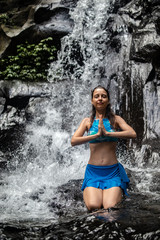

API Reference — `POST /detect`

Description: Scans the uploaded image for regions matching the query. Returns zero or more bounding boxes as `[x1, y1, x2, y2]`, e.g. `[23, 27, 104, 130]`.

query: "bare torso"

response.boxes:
[88, 142, 118, 166]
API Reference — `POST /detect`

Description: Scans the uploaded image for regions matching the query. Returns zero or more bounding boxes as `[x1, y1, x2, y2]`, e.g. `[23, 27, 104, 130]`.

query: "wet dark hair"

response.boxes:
[90, 85, 115, 127]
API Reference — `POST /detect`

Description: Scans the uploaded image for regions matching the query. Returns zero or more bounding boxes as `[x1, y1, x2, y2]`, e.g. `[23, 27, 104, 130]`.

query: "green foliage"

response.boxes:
[0, 13, 12, 25]
[0, 13, 9, 24]
[0, 37, 57, 82]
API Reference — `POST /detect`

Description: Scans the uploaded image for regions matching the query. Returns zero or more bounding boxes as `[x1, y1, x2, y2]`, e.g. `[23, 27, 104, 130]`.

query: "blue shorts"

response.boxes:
[81, 163, 130, 196]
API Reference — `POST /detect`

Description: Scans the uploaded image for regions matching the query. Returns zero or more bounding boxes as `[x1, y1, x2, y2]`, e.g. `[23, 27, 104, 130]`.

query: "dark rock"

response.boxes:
[34, 6, 56, 24]
[110, 38, 122, 53]
[60, 0, 78, 8]
[151, 0, 160, 7]
[57, 179, 83, 202]
[1, 96, 31, 114]
[0, 28, 11, 56]
[155, 17, 160, 34]
[0, 80, 52, 130]
[34, 6, 70, 24]
[0, 151, 7, 169]
[111, 0, 132, 13]
[130, 28, 160, 62]
[0, 80, 51, 114]
[0, 125, 25, 154]
[0, 0, 76, 57]
[6, 6, 32, 27]
[0, 0, 39, 13]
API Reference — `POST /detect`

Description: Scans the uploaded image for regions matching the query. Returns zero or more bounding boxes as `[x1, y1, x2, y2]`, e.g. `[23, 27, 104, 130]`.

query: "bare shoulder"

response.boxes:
[115, 115, 125, 123]
[82, 117, 91, 131]
[115, 115, 135, 131]
[80, 117, 90, 124]
[83, 117, 91, 123]
[74, 117, 91, 135]
[114, 115, 127, 128]
[84, 117, 91, 123]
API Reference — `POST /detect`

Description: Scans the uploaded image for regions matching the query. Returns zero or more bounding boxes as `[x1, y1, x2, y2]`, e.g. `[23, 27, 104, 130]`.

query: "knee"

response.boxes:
[86, 202, 102, 211]
[103, 200, 119, 210]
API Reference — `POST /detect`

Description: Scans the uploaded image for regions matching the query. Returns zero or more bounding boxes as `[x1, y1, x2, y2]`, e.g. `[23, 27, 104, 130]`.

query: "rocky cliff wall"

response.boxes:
[0, 0, 78, 57]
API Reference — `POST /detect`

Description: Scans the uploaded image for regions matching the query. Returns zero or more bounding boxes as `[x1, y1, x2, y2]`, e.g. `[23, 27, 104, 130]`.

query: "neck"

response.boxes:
[95, 110, 106, 119]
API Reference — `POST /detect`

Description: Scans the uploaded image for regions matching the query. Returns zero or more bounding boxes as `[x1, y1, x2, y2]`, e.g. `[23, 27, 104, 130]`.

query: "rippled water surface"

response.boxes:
[0, 180, 160, 239]
[0, 201, 159, 239]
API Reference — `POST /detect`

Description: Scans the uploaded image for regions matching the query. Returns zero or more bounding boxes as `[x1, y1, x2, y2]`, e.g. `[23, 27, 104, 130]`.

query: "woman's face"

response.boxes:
[91, 88, 109, 110]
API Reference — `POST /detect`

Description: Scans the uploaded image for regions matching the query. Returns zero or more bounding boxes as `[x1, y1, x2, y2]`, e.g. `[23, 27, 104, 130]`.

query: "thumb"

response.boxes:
[99, 115, 103, 123]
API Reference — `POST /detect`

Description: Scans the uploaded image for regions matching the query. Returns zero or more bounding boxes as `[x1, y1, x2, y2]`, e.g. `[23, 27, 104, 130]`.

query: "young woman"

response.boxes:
[71, 85, 136, 211]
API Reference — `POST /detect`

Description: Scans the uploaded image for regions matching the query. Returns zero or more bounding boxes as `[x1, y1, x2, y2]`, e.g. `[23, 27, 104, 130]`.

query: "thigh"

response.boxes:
[102, 187, 122, 209]
[83, 187, 103, 211]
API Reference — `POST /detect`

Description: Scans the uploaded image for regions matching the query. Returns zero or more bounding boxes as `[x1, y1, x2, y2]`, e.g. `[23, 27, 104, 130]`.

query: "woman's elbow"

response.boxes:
[71, 141, 75, 147]
[131, 130, 137, 139]
[71, 138, 76, 146]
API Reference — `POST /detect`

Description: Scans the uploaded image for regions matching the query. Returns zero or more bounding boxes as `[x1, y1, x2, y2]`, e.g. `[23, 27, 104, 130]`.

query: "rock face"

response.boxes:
[0, 0, 78, 153]
[0, 0, 77, 56]
[104, 0, 160, 164]
[0, 80, 51, 129]
[118, 0, 160, 143]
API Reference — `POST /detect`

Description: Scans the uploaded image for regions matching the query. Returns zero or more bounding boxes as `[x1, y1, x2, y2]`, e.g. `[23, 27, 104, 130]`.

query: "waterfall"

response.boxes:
[0, 0, 159, 223]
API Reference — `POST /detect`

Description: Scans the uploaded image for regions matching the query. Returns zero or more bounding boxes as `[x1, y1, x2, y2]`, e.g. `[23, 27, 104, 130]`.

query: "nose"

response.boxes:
[98, 95, 102, 100]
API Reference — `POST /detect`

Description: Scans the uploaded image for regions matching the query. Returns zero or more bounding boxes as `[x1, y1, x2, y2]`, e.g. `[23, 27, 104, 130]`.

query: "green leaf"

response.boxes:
[0, 37, 57, 82]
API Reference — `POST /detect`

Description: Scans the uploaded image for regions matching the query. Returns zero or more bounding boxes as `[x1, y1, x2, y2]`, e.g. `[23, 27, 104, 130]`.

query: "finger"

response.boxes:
[99, 118, 103, 125]
[98, 126, 103, 136]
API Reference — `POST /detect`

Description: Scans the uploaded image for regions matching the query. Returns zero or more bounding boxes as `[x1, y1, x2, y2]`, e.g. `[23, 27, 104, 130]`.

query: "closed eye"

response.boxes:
[94, 94, 107, 98]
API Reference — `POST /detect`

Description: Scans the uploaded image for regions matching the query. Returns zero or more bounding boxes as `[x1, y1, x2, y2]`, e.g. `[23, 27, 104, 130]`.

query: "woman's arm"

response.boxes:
[71, 118, 102, 146]
[102, 115, 137, 139]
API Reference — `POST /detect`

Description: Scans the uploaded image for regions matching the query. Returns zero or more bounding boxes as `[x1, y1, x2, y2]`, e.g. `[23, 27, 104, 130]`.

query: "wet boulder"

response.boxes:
[130, 24, 160, 62]
[0, 80, 52, 130]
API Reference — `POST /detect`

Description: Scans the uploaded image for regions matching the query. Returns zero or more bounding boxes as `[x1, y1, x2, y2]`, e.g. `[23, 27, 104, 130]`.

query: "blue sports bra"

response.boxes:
[88, 118, 118, 143]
